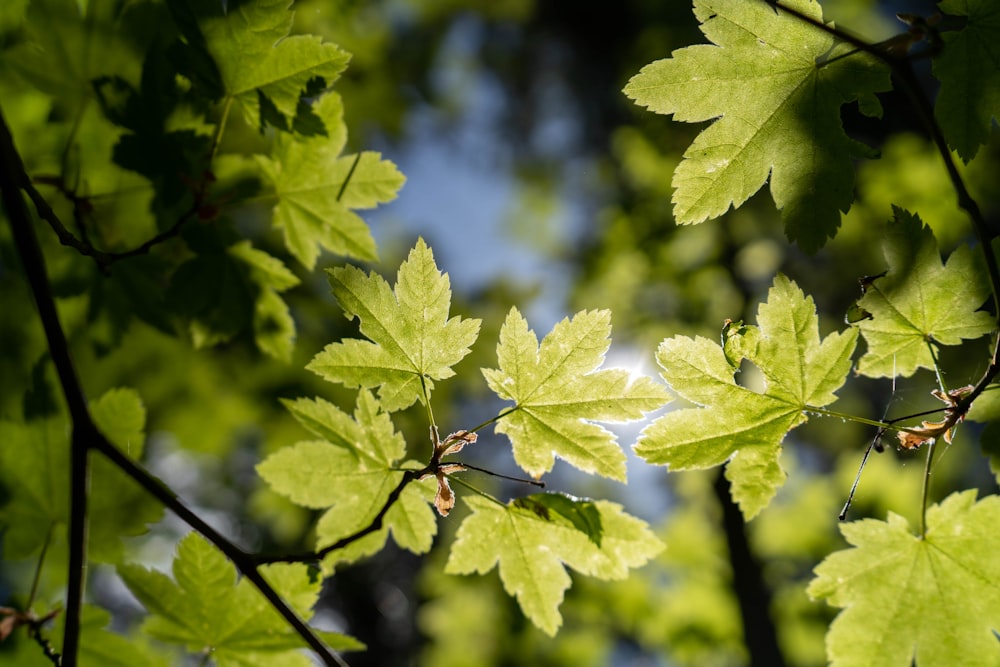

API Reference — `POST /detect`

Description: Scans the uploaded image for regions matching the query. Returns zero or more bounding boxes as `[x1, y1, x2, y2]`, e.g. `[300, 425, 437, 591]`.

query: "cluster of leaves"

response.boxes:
[2, 0, 1000, 666]
[4, 0, 404, 361]
[621, 1, 1000, 664]
[258, 238, 668, 634]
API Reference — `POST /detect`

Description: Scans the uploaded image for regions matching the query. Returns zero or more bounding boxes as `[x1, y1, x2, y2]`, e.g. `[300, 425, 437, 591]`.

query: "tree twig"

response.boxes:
[767, 0, 1000, 443]
[0, 105, 349, 667]
[255, 468, 426, 565]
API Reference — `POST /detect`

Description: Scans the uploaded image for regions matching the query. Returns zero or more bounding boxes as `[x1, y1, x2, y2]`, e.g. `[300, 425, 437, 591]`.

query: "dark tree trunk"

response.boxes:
[713, 469, 787, 667]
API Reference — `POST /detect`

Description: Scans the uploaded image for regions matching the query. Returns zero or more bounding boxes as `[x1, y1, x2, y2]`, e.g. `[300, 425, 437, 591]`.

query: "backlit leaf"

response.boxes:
[308, 239, 481, 411]
[808, 491, 1000, 667]
[228, 240, 300, 361]
[855, 207, 994, 378]
[258, 391, 437, 571]
[635, 275, 857, 518]
[167, 0, 351, 129]
[623, 0, 890, 251]
[445, 494, 663, 635]
[483, 307, 670, 481]
[255, 93, 404, 268]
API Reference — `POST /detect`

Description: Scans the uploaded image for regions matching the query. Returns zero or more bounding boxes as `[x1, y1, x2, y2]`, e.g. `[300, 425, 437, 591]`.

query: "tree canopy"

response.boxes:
[1, 1, 999, 666]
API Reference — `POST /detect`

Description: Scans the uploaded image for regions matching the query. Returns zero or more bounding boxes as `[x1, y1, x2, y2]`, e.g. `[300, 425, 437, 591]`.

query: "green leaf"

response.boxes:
[0, 388, 161, 561]
[228, 240, 300, 361]
[623, 0, 890, 251]
[512, 493, 604, 547]
[79, 605, 174, 667]
[933, 0, 1000, 161]
[964, 384, 1000, 483]
[91, 387, 147, 452]
[483, 307, 670, 481]
[168, 0, 351, 128]
[808, 491, 1000, 667]
[252, 287, 297, 362]
[445, 494, 663, 636]
[855, 207, 994, 378]
[9, 0, 142, 110]
[635, 275, 857, 518]
[167, 249, 255, 348]
[256, 94, 405, 268]
[258, 391, 438, 570]
[227, 240, 300, 292]
[118, 532, 362, 664]
[307, 239, 481, 411]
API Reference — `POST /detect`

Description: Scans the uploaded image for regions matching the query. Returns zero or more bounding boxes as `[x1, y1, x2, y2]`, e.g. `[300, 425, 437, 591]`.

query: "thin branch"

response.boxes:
[28, 621, 62, 667]
[769, 0, 1000, 312]
[455, 462, 546, 487]
[0, 107, 92, 667]
[769, 0, 1000, 436]
[255, 467, 427, 565]
[0, 105, 348, 667]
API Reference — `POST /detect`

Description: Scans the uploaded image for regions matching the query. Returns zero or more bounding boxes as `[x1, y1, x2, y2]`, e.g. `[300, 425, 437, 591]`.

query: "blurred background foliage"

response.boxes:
[1, 0, 998, 665]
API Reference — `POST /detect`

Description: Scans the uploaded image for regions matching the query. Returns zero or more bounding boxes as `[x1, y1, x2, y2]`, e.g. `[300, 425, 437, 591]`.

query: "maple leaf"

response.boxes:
[227, 240, 300, 361]
[855, 207, 994, 378]
[623, 0, 890, 252]
[7, 0, 142, 110]
[445, 493, 663, 636]
[809, 491, 1000, 667]
[257, 391, 437, 571]
[933, 0, 1000, 161]
[635, 275, 857, 518]
[168, 0, 351, 129]
[118, 533, 362, 665]
[256, 93, 405, 269]
[482, 307, 670, 481]
[307, 239, 481, 412]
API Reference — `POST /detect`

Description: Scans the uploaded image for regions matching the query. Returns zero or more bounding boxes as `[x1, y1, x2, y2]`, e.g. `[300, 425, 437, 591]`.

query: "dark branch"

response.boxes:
[713, 470, 787, 667]
[0, 106, 349, 667]
[768, 0, 1000, 309]
[0, 105, 93, 667]
[767, 0, 1000, 448]
[255, 468, 426, 565]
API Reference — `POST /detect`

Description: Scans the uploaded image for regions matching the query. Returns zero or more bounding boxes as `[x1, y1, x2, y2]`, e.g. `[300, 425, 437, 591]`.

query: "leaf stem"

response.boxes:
[804, 406, 892, 429]
[419, 375, 437, 430]
[27, 524, 54, 609]
[927, 341, 948, 393]
[454, 461, 545, 488]
[336, 152, 362, 202]
[447, 473, 509, 509]
[807, 405, 951, 435]
[465, 406, 521, 435]
[919, 440, 936, 537]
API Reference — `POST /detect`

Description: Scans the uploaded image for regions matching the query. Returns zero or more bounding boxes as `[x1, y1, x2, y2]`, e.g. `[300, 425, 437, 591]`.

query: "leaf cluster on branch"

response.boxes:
[1, 0, 999, 666]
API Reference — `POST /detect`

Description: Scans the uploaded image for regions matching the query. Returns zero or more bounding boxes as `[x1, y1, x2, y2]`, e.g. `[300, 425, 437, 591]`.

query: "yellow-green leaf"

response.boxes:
[483, 307, 670, 481]
[308, 239, 481, 411]
[809, 491, 1000, 667]
[445, 494, 663, 635]
[635, 275, 857, 518]
[623, 0, 890, 251]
